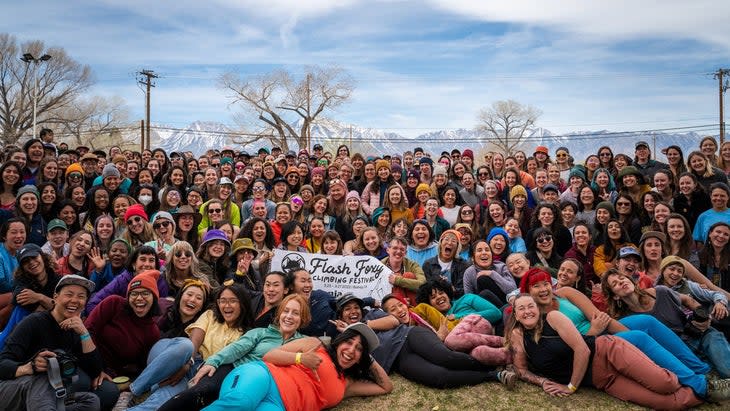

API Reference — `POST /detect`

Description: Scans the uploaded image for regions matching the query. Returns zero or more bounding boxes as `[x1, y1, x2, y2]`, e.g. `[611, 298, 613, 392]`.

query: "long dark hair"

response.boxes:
[327, 327, 374, 381]
[212, 283, 253, 332]
[240, 217, 275, 249]
[14, 250, 57, 291]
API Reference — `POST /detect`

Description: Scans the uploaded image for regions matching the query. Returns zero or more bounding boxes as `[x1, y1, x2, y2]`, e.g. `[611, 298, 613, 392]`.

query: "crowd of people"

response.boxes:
[0, 128, 729, 410]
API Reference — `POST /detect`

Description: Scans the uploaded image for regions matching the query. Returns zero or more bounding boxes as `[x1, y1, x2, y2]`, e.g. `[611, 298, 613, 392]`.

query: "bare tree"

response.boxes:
[219, 66, 354, 151]
[0, 33, 94, 145]
[475, 100, 541, 155]
[49, 95, 131, 147]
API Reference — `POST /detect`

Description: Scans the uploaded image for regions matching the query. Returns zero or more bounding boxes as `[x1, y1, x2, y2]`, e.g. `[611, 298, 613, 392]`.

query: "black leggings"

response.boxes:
[476, 275, 507, 306]
[394, 327, 498, 388]
[157, 364, 234, 411]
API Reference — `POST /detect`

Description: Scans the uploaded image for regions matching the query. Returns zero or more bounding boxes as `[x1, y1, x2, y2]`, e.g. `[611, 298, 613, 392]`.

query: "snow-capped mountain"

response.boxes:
[152, 119, 713, 161]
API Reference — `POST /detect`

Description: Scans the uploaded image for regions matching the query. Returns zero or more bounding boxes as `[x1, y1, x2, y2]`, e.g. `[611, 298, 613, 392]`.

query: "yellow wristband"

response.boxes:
[295, 352, 302, 365]
[567, 383, 577, 392]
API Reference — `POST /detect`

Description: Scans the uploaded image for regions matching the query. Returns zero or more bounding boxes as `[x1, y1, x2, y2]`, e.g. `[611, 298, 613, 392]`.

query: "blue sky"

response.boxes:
[4, 1, 730, 137]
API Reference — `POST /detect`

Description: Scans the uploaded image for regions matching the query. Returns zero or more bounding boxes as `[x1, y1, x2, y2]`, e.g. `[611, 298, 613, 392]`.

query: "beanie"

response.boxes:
[462, 149, 474, 160]
[568, 167, 586, 182]
[124, 204, 149, 222]
[418, 157, 433, 167]
[406, 169, 420, 180]
[371, 207, 388, 225]
[102, 163, 121, 180]
[509, 185, 528, 202]
[346, 190, 360, 202]
[596, 201, 616, 218]
[416, 183, 432, 196]
[65, 163, 83, 177]
[311, 167, 325, 177]
[375, 159, 390, 172]
[390, 163, 402, 174]
[329, 178, 347, 192]
[432, 165, 447, 177]
[299, 184, 314, 194]
[151, 211, 176, 232]
[660, 255, 685, 273]
[487, 227, 509, 243]
[128, 269, 160, 299]
[440, 229, 462, 243]
[17, 185, 40, 200]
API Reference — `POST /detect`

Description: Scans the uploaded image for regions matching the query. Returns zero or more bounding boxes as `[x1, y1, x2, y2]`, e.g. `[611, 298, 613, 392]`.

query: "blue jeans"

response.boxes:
[619, 314, 710, 397]
[130, 357, 203, 411]
[202, 361, 284, 411]
[685, 327, 730, 378]
[130, 337, 194, 396]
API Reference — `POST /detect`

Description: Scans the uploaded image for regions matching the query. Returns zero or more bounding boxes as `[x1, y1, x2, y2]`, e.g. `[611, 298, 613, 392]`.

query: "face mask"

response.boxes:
[138, 195, 153, 206]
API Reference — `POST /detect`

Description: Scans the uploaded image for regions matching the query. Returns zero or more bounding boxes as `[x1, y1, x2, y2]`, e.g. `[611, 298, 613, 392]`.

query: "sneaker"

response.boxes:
[708, 377, 730, 402]
[497, 370, 517, 390]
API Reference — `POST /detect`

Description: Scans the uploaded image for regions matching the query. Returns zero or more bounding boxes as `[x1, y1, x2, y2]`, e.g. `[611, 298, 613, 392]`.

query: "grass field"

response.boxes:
[336, 374, 728, 411]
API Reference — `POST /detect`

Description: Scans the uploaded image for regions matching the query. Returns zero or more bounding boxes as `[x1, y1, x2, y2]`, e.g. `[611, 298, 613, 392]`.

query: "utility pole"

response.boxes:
[714, 68, 730, 145]
[306, 73, 311, 152]
[137, 70, 158, 150]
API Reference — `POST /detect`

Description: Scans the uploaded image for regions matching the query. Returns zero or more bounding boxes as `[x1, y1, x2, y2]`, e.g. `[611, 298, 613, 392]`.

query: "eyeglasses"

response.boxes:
[217, 298, 239, 306]
[126, 216, 143, 225]
[168, 192, 180, 198]
[599, 152, 612, 157]
[252, 186, 266, 192]
[175, 250, 193, 258]
[129, 290, 152, 299]
[616, 202, 631, 207]
[537, 236, 553, 244]
[208, 208, 223, 214]
[211, 163, 221, 168]
[68, 173, 82, 179]
[556, 153, 568, 158]
[154, 221, 171, 229]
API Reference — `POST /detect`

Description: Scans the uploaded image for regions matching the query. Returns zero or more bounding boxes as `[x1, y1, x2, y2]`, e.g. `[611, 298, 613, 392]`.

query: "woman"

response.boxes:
[409, 183, 431, 220]
[379, 293, 514, 388]
[602, 270, 730, 379]
[79, 186, 112, 232]
[204, 322, 392, 410]
[370, 207, 391, 243]
[422, 230, 469, 298]
[673, 172, 711, 229]
[121, 204, 155, 247]
[353, 227, 387, 259]
[491, 152, 505, 179]
[277, 221, 307, 253]
[462, 240, 515, 306]
[338, 191, 366, 242]
[0, 161, 22, 211]
[665, 213, 698, 265]
[593, 218, 633, 277]
[89, 238, 131, 292]
[321, 230, 344, 255]
[614, 193, 643, 245]
[197, 229, 231, 286]
[693, 183, 730, 243]
[507, 185, 532, 235]
[198, 178, 241, 237]
[174, 204, 202, 251]
[575, 185, 597, 226]
[720, 141, 730, 177]
[383, 184, 413, 224]
[56, 230, 96, 278]
[382, 236, 425, 307]
[618, 166, 650, 206]
[240, 217, 274, 275]
[86, 245, 165, 314]
[91, 214, 115, 255]
[526, 227, 562, 275]
[0, 275, 118, 410]
[590, 168, 618, 204]
[597, 146, 614, 172]
[145, 211, 177, 258]
[487, 227, 510, 263]
[563, 220, 595, 280]
[361, 159, 406, 217]
[12, 186, 45, 247]
[227, 238, 260, 292]
[342, 216, 369, 256]
[85, 270, 162, 379]
[687, 151, 727, 191]
[527, 202, 572, 256]
[406, 219, 438, 267]
[653, 169, 675, 203]
[507, 294, 705, 408]
[166, 241, 213, 295]
[559, 200, 578, 234]
[306, 195, 336, 231]
[459, 172, 484, 208]
[698, 222, 730, 291]
[161, 294, 309, 410]
[503, 217, 527, 253]
[0, 218, 27, 320]
[638, 191, 660, 229]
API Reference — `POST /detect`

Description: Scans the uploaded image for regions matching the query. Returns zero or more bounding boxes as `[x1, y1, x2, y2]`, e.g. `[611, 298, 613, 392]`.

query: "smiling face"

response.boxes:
[362, 229, 380, 253]
[428, 288, 452, 313]
[128, 287, 154, 318]
[278, 298, 303, 334]
[506, 254, 530, 277]
[108, 242, 129, 268]
[557, 260, 580, 288]
[439, 232, 459, 260]
[340, 300, 363, 324]
[217, 288, 241, 325]
[537, 207, 554, 227]
[21, 254, 45, 277]
[709, 224, 730, 249]
[573, 224, 590, 247]
[263, 273, 288, 306]
[336, 334, 364, 370]
[292, 270, 313, 300]
[18, 193, 38, 216]
[286, 226, 304, 248]
[70, 233, 93, 257]
[179, 285, 205, 319]
[513, 295, 540, 329]
[711, 187, 729, 210]
[528, 279, 553, 306]
[53, 285, 88, 320]
[661, 263, 685, 287]
[384, 297, 410, 324]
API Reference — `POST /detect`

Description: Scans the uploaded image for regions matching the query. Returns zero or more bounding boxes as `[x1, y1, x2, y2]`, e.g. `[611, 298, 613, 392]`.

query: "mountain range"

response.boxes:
[152, 119, 711, 162]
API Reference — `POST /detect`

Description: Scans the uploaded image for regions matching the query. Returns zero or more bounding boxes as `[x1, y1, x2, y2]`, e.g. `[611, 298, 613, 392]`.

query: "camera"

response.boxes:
[52, 349, 78, 379]
[684, 307, 710, 338]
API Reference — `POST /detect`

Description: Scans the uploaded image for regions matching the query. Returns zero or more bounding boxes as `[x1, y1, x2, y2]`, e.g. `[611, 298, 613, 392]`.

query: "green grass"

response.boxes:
[336, 374, 728, 411]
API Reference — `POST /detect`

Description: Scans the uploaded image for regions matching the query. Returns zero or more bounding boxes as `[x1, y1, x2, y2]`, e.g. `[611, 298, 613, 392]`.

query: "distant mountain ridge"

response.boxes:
[152, 119, 711, 161]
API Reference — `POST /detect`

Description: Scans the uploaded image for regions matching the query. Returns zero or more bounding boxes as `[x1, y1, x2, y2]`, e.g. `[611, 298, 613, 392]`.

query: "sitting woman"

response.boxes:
[160, 294, 309, 410]
[380, 294, 515, 388]
[89, 238, 132, 292]
[602, 269, 730, 378]
[522, 267, 716, 399]
[507, 294, 708, 408]
[525, 227, 562, 275]
[413, 278, 509, 366]
[204, 322, 392, 410]
[165, 241, 214, 296]
[422, 230, 470, 298]
[462, 240, 515, 307]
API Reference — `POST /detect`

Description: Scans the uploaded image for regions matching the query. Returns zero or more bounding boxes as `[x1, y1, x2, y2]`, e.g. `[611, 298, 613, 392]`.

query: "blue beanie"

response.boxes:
[487, 227, 509, 243]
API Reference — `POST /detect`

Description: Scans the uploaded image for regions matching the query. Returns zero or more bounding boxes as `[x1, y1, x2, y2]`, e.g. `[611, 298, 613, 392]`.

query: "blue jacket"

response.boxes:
[0, 244, 17, 293]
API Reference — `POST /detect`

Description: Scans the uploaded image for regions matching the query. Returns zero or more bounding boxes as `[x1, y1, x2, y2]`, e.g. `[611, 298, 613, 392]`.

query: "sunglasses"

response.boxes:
[252, 186, 266, 192]
[599, 152, 612, 157]
[154, 221, 171, 229]
[556, 153, 568, 158]
[126, 216, 143, 225]
[175, 250, 193, 258]
[616, 202, 631, 207]
[68, 173, 82, 179]
[461, 209, 473, 215]
[537, 235, 553, 244]
[478, 173, 490, 177]
[208, 208, 223, 214]
[211, 164, 221, 168]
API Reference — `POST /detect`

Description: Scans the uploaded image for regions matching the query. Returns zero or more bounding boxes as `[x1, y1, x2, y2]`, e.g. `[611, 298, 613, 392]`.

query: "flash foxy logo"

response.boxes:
[281, 254, 306, 274]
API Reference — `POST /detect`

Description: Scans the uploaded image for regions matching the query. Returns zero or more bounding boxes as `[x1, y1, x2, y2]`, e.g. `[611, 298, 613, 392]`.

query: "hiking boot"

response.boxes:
[708, 377, 730, 402]
[497, 370, 517, 390]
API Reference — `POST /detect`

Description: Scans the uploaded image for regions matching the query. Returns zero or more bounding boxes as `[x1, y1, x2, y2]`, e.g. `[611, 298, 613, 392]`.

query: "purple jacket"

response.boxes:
[85, 269, 169, 315]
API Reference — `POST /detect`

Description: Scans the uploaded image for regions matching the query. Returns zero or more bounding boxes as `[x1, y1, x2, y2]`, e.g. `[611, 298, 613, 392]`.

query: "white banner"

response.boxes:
[271, 250, 392, 301]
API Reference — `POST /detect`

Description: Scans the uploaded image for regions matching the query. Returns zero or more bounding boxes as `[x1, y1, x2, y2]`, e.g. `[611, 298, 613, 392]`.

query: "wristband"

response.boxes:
[80, 333, 91, 342]
[295, 352, 302, 365]
[567, 383, 577, 392]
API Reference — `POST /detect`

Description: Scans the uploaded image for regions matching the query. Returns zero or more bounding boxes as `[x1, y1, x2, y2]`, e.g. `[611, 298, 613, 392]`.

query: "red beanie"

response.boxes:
[124, 204, 149, 222]
[519, 268, 553, 294]
[128, 269, 160, 299]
